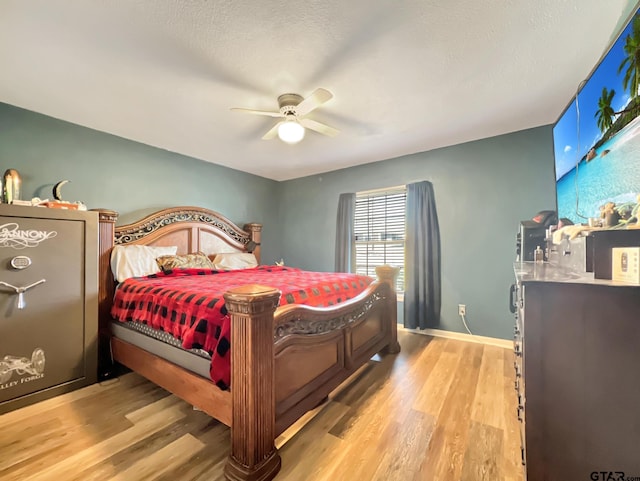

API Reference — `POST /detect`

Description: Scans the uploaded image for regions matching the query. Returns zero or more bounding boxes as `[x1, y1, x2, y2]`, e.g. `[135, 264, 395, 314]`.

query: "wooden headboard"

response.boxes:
[111, 206, 261, 260]
[91, 206, 262, 377]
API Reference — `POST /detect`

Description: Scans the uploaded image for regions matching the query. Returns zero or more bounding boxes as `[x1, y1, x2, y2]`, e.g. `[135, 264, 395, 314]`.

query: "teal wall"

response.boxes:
[0, 103, 281, 263]
[278, 126, 556, 339]
[0, 102, 556, 340]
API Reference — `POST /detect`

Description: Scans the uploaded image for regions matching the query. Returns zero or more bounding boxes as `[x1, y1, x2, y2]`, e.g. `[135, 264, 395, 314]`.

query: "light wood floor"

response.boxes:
[0, 331, 524, 481]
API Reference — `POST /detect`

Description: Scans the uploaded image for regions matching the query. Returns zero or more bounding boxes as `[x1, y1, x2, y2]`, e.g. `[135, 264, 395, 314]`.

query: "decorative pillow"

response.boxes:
[212, 252, 258, 270]
[111, 245, 178, 282]
[155, 252, 215, 271]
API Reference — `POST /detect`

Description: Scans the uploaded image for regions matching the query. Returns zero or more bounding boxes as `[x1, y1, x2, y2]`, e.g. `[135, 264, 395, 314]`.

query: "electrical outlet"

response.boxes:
[458, 304, 466, 316]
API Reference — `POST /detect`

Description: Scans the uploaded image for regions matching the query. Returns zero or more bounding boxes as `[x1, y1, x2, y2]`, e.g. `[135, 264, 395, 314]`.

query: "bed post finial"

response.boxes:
[375, 264, 399, 291]
[223, 284, 281, 481]
[91, 208, 119, 379]
[244, 223, 262, 264]
[376, 265, 401, 354]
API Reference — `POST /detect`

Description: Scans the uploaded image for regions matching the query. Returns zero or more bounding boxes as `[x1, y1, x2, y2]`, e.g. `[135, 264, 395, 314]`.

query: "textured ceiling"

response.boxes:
[0, 0, 635, 180]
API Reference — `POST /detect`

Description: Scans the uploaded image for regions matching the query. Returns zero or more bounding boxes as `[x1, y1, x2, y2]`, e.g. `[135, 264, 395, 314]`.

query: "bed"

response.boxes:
[94, 206, 400, 481]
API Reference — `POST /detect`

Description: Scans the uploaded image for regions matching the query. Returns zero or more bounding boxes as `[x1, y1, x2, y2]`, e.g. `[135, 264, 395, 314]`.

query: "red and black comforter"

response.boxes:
[111, 266, 374, 389]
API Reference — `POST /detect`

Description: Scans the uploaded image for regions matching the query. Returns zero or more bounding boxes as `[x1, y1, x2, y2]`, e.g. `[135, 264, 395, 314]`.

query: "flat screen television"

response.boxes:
[553, 7, 640, 225]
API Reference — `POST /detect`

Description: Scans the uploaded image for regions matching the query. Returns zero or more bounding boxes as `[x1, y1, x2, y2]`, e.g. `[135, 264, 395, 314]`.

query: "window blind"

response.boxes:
[354, 187, 406, 291]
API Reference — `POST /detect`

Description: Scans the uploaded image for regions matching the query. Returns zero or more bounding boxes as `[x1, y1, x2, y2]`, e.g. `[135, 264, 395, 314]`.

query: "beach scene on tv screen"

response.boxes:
[554, 9, 640, 225]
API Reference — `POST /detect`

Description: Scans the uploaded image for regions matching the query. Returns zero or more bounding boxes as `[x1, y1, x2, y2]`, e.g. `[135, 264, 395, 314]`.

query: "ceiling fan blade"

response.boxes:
[231, 108, 284, 118]
[262, 122, 283, 140]
[299, 118, 340, 137]
[295, 88, 333, 116]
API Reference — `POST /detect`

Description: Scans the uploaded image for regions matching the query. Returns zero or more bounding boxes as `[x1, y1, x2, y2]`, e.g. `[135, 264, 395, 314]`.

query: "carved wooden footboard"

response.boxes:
[94, 207, 400, 481]
[223, 268, 398, 481]
[273, 267, 398, 433]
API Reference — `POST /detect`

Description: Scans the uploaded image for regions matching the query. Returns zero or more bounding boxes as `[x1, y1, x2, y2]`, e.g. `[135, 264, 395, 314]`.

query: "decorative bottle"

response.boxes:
[534, 245, 544, 263]
[3, 169, 21, 204]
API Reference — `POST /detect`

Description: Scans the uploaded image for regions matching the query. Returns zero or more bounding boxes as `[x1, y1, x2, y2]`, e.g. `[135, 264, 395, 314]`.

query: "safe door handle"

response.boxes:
[0, 279, 46, 309]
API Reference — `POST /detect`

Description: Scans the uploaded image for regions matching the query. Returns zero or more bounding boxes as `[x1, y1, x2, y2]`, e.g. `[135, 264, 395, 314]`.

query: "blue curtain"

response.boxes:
[404, 181, 441, 329]
[335, 193, 355, 272]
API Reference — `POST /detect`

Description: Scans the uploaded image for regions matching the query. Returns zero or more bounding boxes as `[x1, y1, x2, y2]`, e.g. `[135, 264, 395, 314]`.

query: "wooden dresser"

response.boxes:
[511, 262, 640, 481]
[0, 205, 98, 414]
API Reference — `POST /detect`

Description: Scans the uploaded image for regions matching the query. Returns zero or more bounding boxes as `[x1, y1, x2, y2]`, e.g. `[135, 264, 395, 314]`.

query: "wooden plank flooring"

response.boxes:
[0, 331, 523, 481]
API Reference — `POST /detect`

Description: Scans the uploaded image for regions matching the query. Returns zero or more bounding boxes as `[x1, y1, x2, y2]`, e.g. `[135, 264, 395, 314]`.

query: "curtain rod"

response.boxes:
[357, 184, 406, 196]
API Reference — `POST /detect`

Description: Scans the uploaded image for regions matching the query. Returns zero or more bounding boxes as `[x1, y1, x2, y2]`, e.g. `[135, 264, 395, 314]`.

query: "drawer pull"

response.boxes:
[509, 284, 517, 313]
[0, 279, 46, 310]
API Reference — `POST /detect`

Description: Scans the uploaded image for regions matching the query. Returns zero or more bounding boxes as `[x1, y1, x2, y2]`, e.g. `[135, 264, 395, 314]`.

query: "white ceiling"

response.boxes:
[0, 0, 634, 181]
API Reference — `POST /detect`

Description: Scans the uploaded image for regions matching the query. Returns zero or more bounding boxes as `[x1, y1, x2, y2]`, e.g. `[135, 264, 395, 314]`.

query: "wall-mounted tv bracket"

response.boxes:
[0, 279, 46, 310]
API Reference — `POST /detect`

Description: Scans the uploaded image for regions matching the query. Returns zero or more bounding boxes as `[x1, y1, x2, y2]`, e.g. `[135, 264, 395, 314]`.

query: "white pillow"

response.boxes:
[212, 252, 258, 270]
[111, 245, 178, 282]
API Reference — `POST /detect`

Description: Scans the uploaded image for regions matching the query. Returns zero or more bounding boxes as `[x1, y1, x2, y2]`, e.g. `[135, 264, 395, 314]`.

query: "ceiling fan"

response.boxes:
[231, 88, 339, 144]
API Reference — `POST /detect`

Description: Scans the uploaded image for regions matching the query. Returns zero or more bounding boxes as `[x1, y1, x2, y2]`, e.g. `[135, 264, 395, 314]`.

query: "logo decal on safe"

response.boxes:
[0, 348, 46, 388]
[0, 223, 57, 249]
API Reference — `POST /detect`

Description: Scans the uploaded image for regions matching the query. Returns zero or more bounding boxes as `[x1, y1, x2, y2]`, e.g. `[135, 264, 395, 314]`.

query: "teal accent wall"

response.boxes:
[0, 103, 280, 263]
[0, 102, 556, 340]
[278, 126, 556, 339]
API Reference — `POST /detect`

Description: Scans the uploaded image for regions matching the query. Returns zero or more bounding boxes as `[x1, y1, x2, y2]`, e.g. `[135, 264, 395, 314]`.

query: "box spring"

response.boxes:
[110, 321, 211, 380]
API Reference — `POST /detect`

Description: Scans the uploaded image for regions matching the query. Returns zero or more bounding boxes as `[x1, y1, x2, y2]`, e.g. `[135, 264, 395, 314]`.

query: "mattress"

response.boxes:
[111, 321, 211, 379]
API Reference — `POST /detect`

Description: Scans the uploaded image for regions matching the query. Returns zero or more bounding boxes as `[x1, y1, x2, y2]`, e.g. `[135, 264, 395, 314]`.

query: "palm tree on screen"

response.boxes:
[595, 87, 616, 133]
[619, 15, 640, 99]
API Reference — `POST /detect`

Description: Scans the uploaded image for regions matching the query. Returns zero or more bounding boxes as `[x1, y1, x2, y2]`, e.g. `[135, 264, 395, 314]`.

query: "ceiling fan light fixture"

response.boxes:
[277, 119, 305, 144]
[232, 88, 338, 141]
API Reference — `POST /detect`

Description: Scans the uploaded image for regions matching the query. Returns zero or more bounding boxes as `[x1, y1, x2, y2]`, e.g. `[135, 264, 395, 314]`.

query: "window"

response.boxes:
[354, 186, 406, 292]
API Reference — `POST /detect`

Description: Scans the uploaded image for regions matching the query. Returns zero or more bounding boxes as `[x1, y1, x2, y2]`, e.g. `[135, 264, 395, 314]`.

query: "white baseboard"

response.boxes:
[400, 327, 513, 349]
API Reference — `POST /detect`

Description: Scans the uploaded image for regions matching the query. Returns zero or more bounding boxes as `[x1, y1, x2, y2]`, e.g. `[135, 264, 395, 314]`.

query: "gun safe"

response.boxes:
[0, 204, 98, 414]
